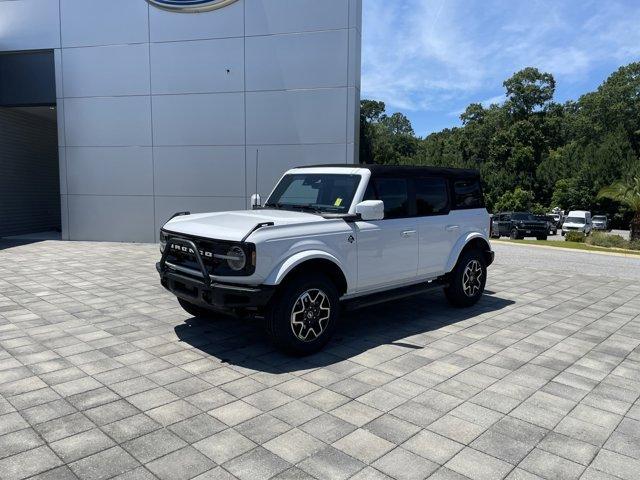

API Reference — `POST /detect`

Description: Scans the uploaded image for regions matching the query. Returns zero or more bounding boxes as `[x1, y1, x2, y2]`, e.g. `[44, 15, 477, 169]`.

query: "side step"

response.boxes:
[342, 278, 447, 312]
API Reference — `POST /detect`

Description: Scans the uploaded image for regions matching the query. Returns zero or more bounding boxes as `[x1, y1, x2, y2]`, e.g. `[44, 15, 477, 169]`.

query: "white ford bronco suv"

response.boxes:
[157, 165, 494, 355]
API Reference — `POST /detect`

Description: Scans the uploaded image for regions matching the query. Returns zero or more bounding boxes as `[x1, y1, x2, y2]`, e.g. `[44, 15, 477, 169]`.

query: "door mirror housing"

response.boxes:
[355, 200, 384, 221]
[250, 194, 262, 209]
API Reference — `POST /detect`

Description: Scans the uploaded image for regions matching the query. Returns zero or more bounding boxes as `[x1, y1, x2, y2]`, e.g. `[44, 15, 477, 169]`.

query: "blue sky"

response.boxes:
[361, 0, 640, 136]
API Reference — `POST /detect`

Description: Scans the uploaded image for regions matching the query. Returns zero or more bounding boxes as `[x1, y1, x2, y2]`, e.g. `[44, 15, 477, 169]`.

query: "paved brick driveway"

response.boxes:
[0, 240, 639, 480]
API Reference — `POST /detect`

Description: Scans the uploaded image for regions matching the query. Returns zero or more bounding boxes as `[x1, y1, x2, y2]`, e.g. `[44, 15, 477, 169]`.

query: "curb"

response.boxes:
[492, 240, 640, 258]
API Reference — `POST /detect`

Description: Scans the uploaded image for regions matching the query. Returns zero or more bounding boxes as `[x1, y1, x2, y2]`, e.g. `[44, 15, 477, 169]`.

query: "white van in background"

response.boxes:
[561, 211, 592, 236]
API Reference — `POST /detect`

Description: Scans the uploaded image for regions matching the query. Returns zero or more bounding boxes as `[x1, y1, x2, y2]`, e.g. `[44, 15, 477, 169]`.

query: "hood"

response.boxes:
[162, 209, 327, 242]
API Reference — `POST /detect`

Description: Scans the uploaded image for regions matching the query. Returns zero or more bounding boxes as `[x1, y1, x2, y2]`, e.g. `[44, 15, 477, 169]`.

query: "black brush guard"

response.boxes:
[157, 237, 273, 311]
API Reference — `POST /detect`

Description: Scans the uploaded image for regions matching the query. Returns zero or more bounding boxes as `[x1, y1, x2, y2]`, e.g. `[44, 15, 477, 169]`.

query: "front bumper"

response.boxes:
[157, 236, 274, 311]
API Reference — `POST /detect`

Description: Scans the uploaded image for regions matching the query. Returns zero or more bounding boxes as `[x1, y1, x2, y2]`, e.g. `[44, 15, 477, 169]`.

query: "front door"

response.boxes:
[356, 177, 418, 291]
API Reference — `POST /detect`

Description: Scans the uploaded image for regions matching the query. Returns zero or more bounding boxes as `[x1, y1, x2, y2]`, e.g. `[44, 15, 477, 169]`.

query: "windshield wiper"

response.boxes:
[264, 203, 322, 214]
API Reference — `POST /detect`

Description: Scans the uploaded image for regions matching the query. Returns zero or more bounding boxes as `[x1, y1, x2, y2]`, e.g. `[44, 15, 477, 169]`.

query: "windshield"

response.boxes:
[265, 174, 361, 214]
[593, 216, 606, 221]
[512, 213, 535, 221]
[566, 217, 586, 224]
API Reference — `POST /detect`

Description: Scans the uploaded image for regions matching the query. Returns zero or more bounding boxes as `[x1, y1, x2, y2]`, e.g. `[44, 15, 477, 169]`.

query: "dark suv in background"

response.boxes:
[493, 212, 549, 240]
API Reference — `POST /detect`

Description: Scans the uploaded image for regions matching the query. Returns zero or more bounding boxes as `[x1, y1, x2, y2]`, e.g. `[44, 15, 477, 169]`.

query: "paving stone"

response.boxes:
[68, 446, 139, 480]
[471, 429, 532, 464]
[331, 401, 383, 427]
[0, 427, 44, 460]
[537, 431, 599, 466]
[403, 430, 464, 464]
[147, 400, 202, 426]
[224, 447, 290, 480]
[50, 428, 115, 463]
[0, 411, 29, 435]
[122, 428, 187, 463]
[519, 448, 585, 480]
[264, 428, 325, 464]
[194, 429, 256, 464]
[299, 413, 357, 443]
[428, 414, 486, 445]
[168, 413, 227, 443]
[372, 447, 439, 480]
[235, 414, 291, 444]
[0, 445, 63, 480]
[146, 446, 215, 480]
[101, 413, 161, 443]
[298, 446, 366, 480]
[333, 428, 394, 463]
[445, 447, 513, 480]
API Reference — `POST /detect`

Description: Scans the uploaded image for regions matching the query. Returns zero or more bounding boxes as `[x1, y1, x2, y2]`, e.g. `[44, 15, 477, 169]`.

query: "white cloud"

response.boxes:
[361, 0, 640, 116]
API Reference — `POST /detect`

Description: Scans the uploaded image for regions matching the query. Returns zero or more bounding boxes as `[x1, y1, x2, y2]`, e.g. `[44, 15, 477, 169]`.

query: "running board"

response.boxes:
[342, 278, 447, 312]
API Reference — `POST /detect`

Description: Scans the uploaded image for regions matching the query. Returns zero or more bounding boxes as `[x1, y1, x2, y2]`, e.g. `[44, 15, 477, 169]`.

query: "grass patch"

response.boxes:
[494, 238, 640, 256]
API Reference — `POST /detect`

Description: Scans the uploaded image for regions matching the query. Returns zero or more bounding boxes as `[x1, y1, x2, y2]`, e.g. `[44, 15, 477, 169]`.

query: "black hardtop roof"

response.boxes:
[301, 164, 481, 179]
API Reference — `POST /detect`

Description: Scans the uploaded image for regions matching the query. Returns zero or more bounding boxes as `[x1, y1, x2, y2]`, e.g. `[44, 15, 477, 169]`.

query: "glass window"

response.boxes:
[266, 174, 360, 214]
[415, 177, 449, 216]
[453, 179, 484, 209]
[512, 213, 535, 221]
[364, 177, 410, 219]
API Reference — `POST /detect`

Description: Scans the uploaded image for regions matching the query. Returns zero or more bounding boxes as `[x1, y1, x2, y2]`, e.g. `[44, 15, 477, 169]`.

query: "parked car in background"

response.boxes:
[494, 212, 549, 240]
[592, 215, 608, 231]
[561, 211, 592, 236]
[490, 214, 500, 238]
[535, 215, 558, 235]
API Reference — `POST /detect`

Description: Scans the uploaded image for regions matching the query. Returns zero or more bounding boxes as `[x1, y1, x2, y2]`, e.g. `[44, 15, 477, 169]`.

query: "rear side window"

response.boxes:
[414, 177, 449, 216]
[364, 177, 410, 219]
[452, 179, 484, 209]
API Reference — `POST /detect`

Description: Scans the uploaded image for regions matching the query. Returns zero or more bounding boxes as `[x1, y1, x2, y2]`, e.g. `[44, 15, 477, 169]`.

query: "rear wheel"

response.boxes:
[510, 228, 521, 240]
[265, 273, 339, 355]
[444, 249, 487, 308]
[178, 298, 216, 319]
[536, 235, 547, 241]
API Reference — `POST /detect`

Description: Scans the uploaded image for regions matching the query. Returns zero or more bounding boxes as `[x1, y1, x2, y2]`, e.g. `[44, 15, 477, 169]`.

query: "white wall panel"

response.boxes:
[152, 93, 244, 146]
[60, 0, 149, 48]
[155, 196, 246, 236]
[0, 0, 60, 50]
[150, 39, 243, 95]
[149, 0, 243, 42]
[247, 89, 347, 145]
[68, 195, 155, 242]
[66, 147, 153, 195]
[246, 30, 348, 91]
[246, 144, 347, 200]
[64, 96, 152, 147]
[245, 0, 348, 35]
[154, 146, 245, 197]
[62, 44, 150, 97]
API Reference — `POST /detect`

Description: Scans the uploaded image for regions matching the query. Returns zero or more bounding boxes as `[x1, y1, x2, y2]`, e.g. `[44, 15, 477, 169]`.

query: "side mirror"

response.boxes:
[355, 200, 384, 221]
[250, 194, 262, 209]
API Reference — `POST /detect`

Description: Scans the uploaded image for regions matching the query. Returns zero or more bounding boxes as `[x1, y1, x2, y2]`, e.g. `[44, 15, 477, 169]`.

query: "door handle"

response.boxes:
[445, 225, 460, 231]
[401, 230, 417, 238]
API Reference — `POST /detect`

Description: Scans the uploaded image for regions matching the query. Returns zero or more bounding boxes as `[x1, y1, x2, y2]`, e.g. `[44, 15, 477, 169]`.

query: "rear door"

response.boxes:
[414, 177, 453, 276]
[355, 176, 418, 291]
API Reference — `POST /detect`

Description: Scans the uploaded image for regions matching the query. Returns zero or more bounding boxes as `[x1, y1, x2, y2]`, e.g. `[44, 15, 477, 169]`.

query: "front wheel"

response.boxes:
[510, 228, 521, 240]
[537, 235, 547, 241]
[265, 274, 339, 355]
[444, 250, 487, 308]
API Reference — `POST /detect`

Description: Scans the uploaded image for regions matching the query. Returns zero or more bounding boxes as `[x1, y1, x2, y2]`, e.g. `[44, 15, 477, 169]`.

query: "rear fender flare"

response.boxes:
[445, 232, 491, 272]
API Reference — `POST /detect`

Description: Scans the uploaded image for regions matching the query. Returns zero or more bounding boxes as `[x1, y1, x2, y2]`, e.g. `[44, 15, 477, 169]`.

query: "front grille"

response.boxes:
[165, 239, 222, 276]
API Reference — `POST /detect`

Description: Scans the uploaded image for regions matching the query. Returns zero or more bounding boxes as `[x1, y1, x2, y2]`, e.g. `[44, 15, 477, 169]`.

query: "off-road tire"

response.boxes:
[510, 228, 521, 240]
[265, 273, 339, 355]
[444, 249, 487, 308]
[178, 298, 216, 319]
[536, 235, 548, 241]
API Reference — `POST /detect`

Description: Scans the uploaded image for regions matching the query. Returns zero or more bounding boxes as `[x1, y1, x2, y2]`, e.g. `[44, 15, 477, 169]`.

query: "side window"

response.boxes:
[414, 177, 449, 216]
[364, 177, 410, 219]
[452, 179, 484, 209]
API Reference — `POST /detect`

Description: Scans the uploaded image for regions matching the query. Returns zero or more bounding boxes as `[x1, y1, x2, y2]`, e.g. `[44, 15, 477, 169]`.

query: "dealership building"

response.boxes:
[0, 0, 362, 242]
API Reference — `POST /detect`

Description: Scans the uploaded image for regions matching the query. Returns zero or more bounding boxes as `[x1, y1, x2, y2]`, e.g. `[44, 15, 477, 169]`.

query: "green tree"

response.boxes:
[503, 67, 555, 115]
[494, 187, 536, 212]
[598, 176, 640, 240]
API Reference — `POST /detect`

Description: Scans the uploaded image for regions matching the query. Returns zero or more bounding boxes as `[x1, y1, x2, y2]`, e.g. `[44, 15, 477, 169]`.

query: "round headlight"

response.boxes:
[226, 246, 246, 271]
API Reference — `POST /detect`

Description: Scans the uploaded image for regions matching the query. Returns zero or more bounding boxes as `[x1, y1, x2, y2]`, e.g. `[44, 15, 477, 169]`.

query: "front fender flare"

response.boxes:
[264, 250, 347, 287]
[445, 232, 491, 272]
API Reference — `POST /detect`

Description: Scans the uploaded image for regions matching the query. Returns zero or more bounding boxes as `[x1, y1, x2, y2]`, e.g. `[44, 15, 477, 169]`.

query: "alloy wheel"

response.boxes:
[290, 289, 331, 342]
[462, 260, 483, 297]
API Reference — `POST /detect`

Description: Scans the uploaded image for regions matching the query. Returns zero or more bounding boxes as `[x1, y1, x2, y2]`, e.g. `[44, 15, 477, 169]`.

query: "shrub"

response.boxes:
[629, 240, 640, 251]
[586, 232, 628, 249]
[565, 231, 586, 242]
